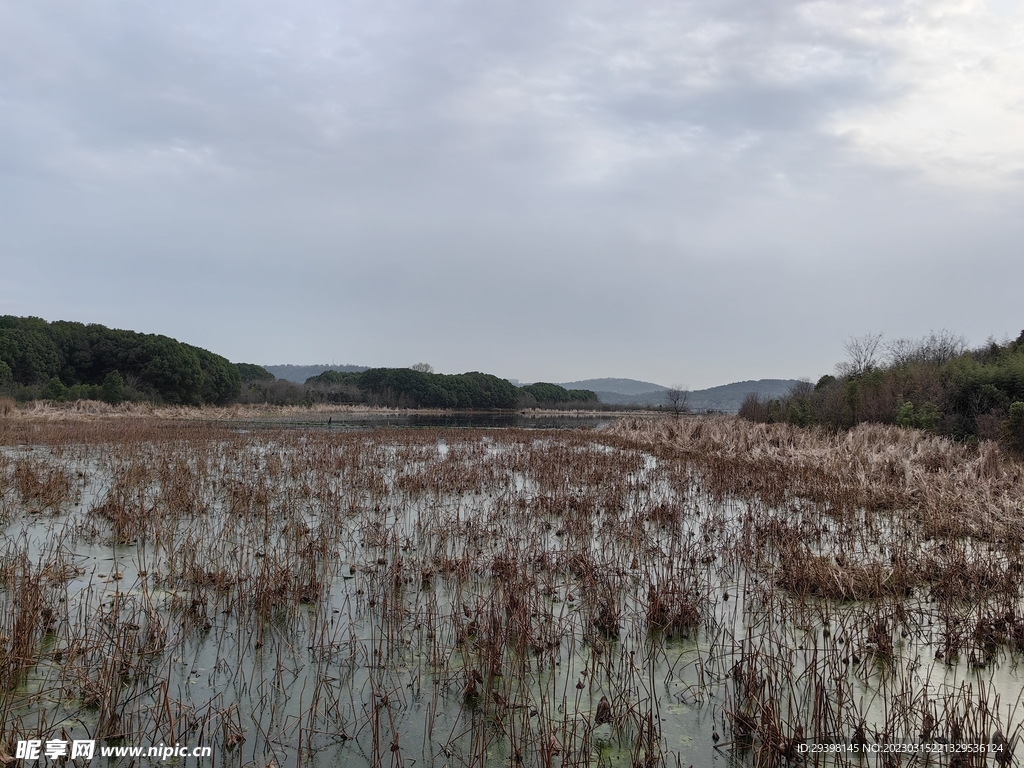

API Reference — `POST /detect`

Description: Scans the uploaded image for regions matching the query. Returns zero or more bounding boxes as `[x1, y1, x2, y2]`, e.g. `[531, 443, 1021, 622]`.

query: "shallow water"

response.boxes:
[1, 428, 1022, 767]
[231, 411, 619, 431]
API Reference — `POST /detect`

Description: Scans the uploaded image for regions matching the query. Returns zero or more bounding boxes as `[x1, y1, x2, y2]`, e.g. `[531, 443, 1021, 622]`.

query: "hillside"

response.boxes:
[593, 379, 802, 412]
[302, 370, 596, 408]
[559, 378, 667, 395]
[687, 379, 803, 412]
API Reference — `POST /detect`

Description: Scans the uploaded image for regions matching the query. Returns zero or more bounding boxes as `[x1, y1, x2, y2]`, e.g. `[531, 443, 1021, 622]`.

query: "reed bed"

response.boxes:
[0, 415, 1020, 767]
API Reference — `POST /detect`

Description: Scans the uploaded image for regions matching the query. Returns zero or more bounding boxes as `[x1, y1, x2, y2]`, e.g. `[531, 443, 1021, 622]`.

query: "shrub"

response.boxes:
[1009, 401, 1024, 453]
[748, 330, 1024, 441]
[895, 401, 940, 430]
[42, 377, 69, 402]
[738, 393, 770, 423]
[101, 371, 125, 405]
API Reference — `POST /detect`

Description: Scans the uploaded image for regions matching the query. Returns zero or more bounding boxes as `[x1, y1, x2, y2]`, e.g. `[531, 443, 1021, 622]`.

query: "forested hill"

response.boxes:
[304, 370, 597, 409]
[580, 378, 801, 411]
[560, 378, 666, 396]
[0, 316, 597, 409]
[264, 364, 367, 383]
[687, 379, 803, 412]
[0, 316, 241, 405]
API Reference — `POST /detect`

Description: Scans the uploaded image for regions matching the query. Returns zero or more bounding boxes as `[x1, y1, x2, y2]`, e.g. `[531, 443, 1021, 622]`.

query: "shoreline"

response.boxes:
[0, 399, 667, 423]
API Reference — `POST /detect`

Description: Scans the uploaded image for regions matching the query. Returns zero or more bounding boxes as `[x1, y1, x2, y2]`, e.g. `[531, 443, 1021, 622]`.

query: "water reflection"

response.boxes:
[236, 412, 620, 431]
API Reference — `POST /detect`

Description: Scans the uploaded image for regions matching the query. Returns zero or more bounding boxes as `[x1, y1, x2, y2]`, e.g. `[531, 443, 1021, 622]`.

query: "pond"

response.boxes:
[2, 423, 1021, 767]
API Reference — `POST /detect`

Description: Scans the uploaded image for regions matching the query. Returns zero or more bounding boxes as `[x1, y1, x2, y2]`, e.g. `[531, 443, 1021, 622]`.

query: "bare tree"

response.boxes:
[410, 363, 434, 373]
[887, 330, 967, 367]
[836, 333, 884, 377]
[664, 386, 690, 418]
[789, 379, 814, 398]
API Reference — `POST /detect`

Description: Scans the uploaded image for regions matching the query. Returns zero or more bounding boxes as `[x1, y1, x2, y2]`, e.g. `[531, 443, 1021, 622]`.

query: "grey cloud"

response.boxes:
[1, 0, 1022, 387]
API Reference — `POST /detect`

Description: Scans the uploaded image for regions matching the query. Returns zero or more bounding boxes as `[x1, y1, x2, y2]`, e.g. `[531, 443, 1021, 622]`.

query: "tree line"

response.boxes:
[293, 370, 597, 409]
[0, 316, 598, 410]
[739, 329, 1024, 452]
[0, 316, 241, 405]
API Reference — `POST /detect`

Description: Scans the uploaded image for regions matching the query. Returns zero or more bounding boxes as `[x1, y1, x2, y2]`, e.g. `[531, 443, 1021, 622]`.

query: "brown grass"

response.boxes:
[609, 415, 1024, 542]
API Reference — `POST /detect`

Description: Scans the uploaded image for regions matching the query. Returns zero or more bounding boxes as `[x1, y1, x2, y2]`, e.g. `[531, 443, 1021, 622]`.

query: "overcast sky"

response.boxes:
[2, 0, 1023, 388]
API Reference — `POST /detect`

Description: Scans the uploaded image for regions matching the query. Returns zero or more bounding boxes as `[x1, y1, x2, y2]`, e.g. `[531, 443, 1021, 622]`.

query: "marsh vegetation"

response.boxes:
[1, 415, 1023, 767]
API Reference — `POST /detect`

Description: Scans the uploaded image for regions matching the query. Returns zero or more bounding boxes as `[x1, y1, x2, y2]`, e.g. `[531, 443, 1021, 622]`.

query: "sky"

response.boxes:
[2, 0, 1023, 389]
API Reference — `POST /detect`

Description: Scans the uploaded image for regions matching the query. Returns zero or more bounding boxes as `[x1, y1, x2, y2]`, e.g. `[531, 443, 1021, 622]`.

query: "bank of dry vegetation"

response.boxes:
[610, 416, 1024, 543]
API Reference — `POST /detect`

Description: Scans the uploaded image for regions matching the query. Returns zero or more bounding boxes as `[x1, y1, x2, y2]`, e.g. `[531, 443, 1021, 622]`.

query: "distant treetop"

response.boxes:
[236, 363, 275, 382]
[519, 382, 598, 405]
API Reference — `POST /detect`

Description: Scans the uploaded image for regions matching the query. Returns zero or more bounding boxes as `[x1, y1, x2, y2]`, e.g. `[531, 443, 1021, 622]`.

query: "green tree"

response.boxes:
[355, 368, 519, 409]
[101, 370, 125, 405]
[188, 346, 242, 405]
[237, 363, 275, 382]
[306, 370, 360, 387]
[43, 377, 69, 401]
[0, 321, 63, 383]
[520, 382, 597, 405]
[129, 336, 205, 404]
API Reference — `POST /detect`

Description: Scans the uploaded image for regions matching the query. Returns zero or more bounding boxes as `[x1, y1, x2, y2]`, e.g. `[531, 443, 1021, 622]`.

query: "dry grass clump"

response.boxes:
[0, 554, 55, 691]
[646, 583, 700, 636]
[776, 551, 916, 600]
[11, 459, 75, 512]
[922, 548, 1021, 601]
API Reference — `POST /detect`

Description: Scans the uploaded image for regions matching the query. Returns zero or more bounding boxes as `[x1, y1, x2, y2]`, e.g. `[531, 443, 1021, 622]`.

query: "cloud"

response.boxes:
[0, 1, 889, 187]
[0, 0, 1022, 386]
[822, 0, 1024, 185]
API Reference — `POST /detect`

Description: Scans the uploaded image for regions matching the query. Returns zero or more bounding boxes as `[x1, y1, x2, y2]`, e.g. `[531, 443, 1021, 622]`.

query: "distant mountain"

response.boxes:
[560, 378, 667, 396]
[588, 379, 803, 412]
[687, 379, 802, 413]
[264, 364, 368, 383]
